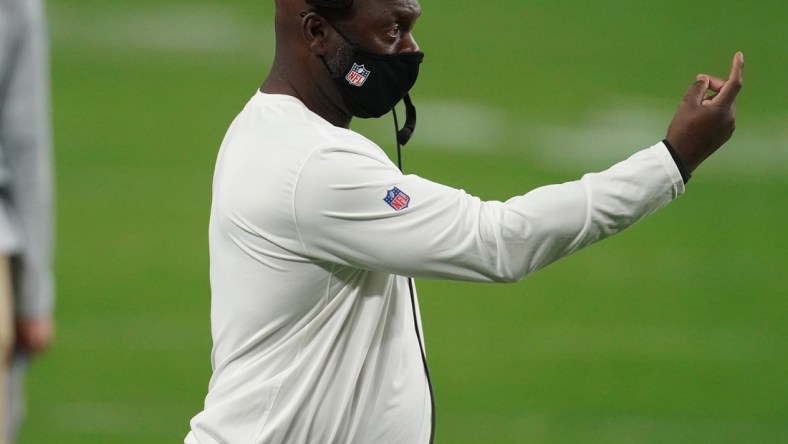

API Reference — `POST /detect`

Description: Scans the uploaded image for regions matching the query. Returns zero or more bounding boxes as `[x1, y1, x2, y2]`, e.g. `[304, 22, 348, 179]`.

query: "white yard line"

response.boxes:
[384, 100, 788, 177]
[524, 102, 788, 176]
[49, 3, 273, 56]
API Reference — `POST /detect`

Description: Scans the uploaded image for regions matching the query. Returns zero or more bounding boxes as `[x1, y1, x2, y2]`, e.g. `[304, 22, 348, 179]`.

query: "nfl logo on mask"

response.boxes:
[384, 187, 410, 211]
[345, 63, 371, 87]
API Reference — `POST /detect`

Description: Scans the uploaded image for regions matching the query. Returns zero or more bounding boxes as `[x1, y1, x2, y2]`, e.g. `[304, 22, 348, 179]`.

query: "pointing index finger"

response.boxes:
[716, 52, 744, 105]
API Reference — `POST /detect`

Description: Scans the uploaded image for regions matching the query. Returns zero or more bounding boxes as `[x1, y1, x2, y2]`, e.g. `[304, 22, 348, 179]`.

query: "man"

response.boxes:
[185, 0, 743, 442]
[0, 0, 56, 442]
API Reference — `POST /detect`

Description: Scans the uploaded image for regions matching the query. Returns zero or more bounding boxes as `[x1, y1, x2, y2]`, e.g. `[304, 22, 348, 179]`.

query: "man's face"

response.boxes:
[313, 0, 424, 121]
[332, 0, 421, 56]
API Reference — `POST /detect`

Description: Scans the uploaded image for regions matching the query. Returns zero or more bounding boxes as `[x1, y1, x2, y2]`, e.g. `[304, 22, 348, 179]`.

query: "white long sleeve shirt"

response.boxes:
[186, 92, 685, 443]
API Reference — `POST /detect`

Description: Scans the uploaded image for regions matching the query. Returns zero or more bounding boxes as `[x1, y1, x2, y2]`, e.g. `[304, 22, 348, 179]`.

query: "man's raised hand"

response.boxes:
[666, 52, 744, 172]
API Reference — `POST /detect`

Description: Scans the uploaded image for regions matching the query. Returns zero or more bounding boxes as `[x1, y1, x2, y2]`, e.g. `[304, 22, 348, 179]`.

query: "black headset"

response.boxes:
[304, 0, 353, 9]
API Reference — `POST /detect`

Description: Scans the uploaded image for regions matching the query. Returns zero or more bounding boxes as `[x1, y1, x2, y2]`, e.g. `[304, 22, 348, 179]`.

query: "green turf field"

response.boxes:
[20, 0, 787, 442]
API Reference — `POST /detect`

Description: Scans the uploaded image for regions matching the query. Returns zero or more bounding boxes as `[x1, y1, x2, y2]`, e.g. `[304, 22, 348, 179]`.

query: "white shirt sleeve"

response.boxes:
[293, 141, 684, 283]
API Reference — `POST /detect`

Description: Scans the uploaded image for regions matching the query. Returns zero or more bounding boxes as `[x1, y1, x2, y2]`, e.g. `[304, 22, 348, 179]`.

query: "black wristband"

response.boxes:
[662, 139, 691, 184]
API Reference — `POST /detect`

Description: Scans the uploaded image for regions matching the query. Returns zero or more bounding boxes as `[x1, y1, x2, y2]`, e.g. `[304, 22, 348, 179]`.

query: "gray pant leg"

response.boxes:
[4, 354, 26, 444]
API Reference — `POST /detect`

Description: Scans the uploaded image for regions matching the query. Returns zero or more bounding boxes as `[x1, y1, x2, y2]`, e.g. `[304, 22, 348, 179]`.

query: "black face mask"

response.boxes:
[325, 29, 424, 119]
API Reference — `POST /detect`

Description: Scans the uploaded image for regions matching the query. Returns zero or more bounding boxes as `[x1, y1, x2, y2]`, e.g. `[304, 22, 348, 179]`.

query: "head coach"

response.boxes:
[185, 0, 743, 442]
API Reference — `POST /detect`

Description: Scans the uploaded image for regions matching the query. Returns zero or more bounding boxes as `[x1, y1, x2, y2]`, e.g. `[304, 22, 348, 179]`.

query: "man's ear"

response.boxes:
[302, 12, 330, 56]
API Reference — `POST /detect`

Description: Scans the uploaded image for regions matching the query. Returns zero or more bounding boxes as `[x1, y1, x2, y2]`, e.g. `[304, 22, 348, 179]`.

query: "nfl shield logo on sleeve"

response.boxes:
[384, 187, 410, 211]
[345, 63, 371, 87]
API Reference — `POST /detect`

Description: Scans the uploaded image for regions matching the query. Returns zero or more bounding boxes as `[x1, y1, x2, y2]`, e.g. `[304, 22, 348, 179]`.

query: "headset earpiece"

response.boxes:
[304, 0, 353, 9]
